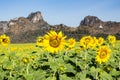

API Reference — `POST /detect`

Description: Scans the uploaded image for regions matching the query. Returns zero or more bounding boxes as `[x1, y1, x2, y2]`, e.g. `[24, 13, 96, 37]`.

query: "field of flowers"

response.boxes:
[0, 31, 120, 80]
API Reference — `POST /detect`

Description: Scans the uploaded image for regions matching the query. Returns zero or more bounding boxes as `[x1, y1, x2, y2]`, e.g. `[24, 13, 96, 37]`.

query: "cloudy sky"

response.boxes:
[0, 0, 120, 27]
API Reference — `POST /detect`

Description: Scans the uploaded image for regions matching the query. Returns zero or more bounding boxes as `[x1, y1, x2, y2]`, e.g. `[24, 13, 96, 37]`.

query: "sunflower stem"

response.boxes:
[52, 71, 56, 80]
[95, 72, 98, 80]
[84, 50, 87, 60]
[9, 71, 12, 77]
[65, 51, 67, 55]
[26, 64, 29, 75]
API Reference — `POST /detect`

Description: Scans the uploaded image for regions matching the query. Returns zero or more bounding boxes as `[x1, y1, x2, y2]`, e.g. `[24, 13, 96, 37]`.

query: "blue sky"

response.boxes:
[0, 0, 120, 27]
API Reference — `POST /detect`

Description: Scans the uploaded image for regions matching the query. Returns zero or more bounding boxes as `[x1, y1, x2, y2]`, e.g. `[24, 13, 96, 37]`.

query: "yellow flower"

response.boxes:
[80, 36, 93, 49]
[68, 38, 76, 47]
[0, 34, 10, 46]
[36, 36, 44, 47]
[30, 56, 35, 61]
[96, 46, 111, 64]
[66, 38, 76, 49]
[97, 37, 104, 46]
[91, 37, 98, 49]
[22, 57, 29, 64]
[59, 64, 66, 71]
[107, 67, 110, 71]
[75, 48, 81, 53]
[107, 35, 116, 45]
[43, 30, 66, 53]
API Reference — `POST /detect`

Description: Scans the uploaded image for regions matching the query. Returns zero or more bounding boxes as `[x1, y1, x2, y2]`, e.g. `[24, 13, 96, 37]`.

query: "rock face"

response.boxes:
[79, 15, 120, 36]
[27, 11, 43, 23]
[0, 11, 50, 43]
[80, 15, 102, 27]
[0, 12, 120, 43]
[0, 21, 8, 34]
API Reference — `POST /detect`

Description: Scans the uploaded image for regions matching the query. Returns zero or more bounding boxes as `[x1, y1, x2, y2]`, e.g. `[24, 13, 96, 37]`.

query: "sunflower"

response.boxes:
[91, 37, 98, 49]
[0, 34, 10, 46]
[80, 36, 93, 49]
[97, 37, 104, 46]
[96, 46, 111, 64]
[36, 36, 44, 47]
[43, 30, 66, 53]
[107, 35, 116, 45]
[22, 57, 29, 64]
[66, 38, 76, 49]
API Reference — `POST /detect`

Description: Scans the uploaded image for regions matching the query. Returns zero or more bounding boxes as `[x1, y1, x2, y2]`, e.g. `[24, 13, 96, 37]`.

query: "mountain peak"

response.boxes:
[27, 11, 43, 23]
[80, 15, 102, 26]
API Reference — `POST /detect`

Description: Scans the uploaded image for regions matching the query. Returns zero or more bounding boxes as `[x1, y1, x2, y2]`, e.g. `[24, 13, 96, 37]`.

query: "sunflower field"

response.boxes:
[0, 31, 120, 80]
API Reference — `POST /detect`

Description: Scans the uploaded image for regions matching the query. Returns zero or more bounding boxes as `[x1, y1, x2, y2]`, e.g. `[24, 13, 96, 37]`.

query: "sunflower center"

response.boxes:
[49, 39, 60, 48]
[100, 52, 107, 59]
[70, 41, 74, 45]
[110, 38, 113, 41]
[98, 39, 102, 43]
[38, 39, 43, 43]
[2, 38, 8, 43]
[85, 38, 90, 42]
[85, 38, 91, 45]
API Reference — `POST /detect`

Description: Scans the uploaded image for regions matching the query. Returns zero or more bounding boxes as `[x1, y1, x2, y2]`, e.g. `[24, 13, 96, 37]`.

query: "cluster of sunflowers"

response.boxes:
[0, 32, 116, 65]
[36, 30, 116, 64]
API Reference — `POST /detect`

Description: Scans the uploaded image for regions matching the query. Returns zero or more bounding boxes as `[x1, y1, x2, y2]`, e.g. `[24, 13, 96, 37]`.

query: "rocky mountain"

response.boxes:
[0, 11, 51, 43]
[80, 15, 102, 27]
[0, 11, 120, 43]
[0, 21, 8, 34]
[78, 15, 120, 37]
[27, 11, 43, 23]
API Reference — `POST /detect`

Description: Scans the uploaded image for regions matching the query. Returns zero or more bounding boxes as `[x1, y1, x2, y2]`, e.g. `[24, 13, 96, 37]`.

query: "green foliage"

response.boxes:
[0, 42, 120, 80]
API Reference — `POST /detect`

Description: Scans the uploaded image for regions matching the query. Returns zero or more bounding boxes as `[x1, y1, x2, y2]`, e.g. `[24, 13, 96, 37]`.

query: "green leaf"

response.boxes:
[89, 66, 101, 79]
[50, 62, 58, 71]
[110, 69, 120, 77]
[24, 74, 33, 80]
[32, 70, 46, 80]
[100, 71, 112, 80]
[7, 77, 14, 80]
[60, 74, 73, 80]
[0, 75, 2, 80]
[65, 64, 75, 73]
[46, 77, 53, 80]
[76, 72, 86, 80]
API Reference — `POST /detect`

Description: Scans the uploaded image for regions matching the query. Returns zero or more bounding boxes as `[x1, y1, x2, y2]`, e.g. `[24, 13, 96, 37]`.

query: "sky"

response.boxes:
[0, 0, 120, 27]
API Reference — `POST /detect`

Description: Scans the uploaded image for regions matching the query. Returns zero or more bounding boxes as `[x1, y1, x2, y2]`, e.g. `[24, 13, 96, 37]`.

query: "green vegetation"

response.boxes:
[0, 33, 120, 80]
[0, 41, 119, 80]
